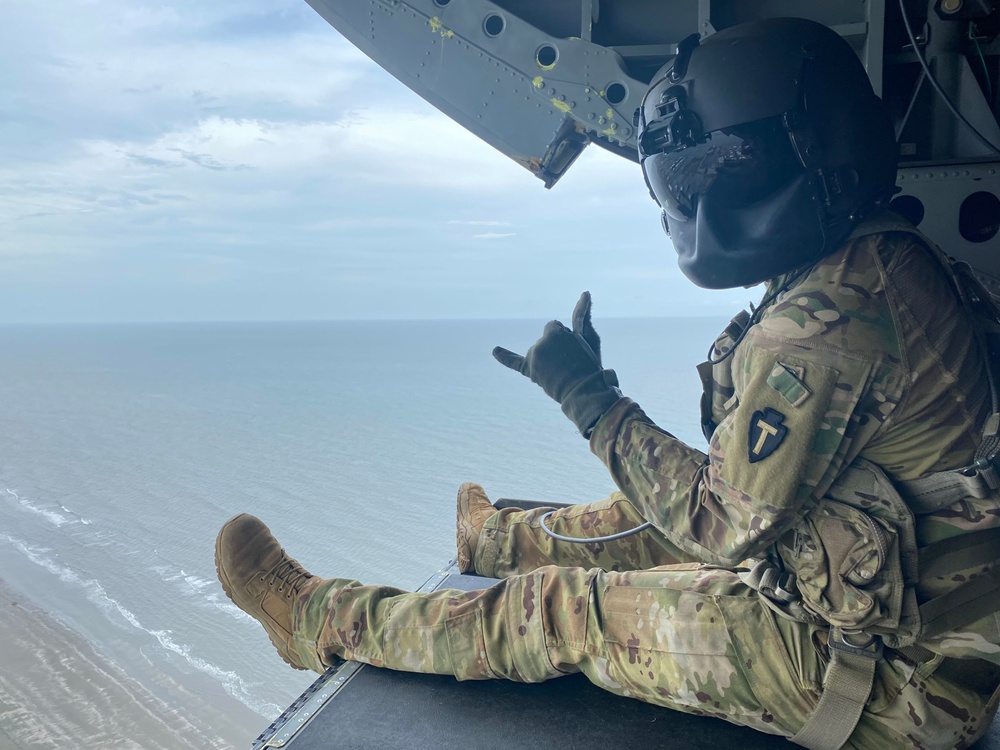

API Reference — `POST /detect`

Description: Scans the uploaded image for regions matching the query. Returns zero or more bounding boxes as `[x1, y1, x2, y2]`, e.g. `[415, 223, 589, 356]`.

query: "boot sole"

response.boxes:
[215, 515, 309, 672]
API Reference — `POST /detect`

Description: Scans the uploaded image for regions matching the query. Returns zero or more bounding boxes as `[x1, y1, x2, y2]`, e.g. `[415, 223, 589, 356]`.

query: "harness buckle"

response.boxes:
[773, 572, 799, 603]
[967, 453, 998, 472]
[829, 628, 884, 661]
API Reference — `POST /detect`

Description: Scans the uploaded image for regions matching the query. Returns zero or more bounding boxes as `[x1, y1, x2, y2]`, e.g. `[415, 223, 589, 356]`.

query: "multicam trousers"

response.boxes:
[289, 493, 1000, 749]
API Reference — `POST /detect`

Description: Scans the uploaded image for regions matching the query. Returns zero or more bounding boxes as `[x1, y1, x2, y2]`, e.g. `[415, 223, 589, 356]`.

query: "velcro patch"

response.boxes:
[767, 363, 812, 407]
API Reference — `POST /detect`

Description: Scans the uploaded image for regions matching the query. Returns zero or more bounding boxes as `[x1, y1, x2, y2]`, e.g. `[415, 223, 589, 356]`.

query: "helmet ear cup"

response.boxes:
[798, 55, 897, 219]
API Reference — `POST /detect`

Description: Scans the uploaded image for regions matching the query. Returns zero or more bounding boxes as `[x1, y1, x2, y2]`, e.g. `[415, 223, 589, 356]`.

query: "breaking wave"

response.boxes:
[5, 488, 74, 527]
[0, 533, 280, 718]
[61, 504, 92, 524]
[150, 563, 255, 625]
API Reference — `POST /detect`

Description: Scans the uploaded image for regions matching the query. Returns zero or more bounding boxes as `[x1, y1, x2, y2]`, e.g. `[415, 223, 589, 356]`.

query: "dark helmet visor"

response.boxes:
[641, 117, 804, 223]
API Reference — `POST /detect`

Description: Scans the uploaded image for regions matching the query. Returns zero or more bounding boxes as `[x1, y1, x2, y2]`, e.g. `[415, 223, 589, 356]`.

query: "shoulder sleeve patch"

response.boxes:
[748, 407, 787, 463]
[716, 345, 872, 523]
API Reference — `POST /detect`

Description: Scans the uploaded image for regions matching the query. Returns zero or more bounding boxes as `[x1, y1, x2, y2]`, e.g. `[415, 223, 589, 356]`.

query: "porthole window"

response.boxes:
[888, 194, 926, 226]
[959, 191, 1000, 243]
[605, 82, 627, 105]
[483, 14, 505, 37]
[536, 44, 558, 68]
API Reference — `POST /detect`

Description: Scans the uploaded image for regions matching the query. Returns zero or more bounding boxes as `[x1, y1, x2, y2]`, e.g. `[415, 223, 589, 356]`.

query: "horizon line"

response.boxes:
[0, 313, 731, 326]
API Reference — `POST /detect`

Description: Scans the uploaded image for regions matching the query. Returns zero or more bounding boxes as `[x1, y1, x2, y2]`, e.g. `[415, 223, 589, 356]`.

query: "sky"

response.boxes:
[0, 0, 746, 323]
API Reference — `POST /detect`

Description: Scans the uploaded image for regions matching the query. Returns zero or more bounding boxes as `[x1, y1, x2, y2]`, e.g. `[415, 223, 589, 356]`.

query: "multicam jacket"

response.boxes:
[589, 215, 1000, 662]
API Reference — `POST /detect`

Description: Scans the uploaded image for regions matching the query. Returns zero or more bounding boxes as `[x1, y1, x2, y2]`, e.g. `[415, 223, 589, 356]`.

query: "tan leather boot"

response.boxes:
[215, 514, 322, 671]
[456, 482, 497, 574]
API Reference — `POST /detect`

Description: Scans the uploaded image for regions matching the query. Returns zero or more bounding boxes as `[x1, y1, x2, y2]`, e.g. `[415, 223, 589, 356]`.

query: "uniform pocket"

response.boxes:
[777, 492, 907, 634]
[599, 569, 801, 733]
[441, 608, 501, 680]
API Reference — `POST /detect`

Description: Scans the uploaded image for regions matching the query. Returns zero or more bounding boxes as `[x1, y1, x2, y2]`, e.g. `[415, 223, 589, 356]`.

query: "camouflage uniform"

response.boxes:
[291, 221, 1000, 748]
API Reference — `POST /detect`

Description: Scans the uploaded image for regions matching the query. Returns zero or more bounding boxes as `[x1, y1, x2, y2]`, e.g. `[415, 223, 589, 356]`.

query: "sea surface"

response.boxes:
[0, 317, 727, 746]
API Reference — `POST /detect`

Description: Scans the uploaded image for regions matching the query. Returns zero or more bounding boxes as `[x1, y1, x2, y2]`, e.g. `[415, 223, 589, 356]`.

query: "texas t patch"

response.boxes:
[748, 407, 787, 463]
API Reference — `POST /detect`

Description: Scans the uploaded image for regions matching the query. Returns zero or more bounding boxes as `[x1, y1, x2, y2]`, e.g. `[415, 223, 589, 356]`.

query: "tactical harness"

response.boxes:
[699, 216, 1000, 750]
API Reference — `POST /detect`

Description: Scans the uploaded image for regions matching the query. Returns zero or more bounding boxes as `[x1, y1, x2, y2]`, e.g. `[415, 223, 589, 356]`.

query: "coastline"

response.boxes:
[0, 578, 261, 750]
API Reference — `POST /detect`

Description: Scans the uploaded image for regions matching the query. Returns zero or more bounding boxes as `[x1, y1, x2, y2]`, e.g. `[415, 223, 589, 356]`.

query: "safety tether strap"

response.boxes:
[790, 629, 881, 750]
[896, 460, 1000, 511]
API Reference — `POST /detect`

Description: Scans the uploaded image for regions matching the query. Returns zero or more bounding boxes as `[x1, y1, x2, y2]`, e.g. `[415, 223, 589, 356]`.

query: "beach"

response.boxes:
[0, 579, 262, 750]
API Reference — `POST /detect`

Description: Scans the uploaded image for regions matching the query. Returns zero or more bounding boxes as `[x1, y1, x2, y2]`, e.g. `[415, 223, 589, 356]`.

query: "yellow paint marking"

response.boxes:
[532, 76, 544, 88]
[550, 98, 572, 113]
[606, 108, 615, 119]
[428, 17, 455, 38]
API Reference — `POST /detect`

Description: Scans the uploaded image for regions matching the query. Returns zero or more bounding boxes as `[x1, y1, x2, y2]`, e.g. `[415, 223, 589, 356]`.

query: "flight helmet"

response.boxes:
[637, 18, 898, 289]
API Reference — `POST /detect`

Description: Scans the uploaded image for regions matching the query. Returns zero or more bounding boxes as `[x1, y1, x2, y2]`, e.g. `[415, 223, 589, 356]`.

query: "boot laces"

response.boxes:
[264, 556, 313, 598]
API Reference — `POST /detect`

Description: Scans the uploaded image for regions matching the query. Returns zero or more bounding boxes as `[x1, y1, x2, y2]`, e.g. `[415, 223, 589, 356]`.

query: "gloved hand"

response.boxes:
[493, 292, 622, 437]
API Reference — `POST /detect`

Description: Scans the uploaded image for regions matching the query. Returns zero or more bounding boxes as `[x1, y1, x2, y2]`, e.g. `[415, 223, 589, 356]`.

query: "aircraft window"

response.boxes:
[606, 82, 628, 105]
[484, 14, 505, 37]
[433, 0, 450, 5]
[959, 192, 1000, 243]
[888, 194, 926, 227]
[536, 45, 558, 69]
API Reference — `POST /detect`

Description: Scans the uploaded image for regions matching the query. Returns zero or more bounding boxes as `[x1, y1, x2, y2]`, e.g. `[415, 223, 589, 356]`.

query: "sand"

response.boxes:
[0, 580, 262, 749]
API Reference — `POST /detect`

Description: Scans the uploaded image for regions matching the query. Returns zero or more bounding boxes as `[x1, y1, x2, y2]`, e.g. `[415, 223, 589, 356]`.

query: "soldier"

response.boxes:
[216, 18, 1000, 749]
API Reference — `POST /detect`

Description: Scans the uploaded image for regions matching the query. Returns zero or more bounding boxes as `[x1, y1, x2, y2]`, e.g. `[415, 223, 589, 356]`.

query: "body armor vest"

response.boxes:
[698, 215, 1000, 648]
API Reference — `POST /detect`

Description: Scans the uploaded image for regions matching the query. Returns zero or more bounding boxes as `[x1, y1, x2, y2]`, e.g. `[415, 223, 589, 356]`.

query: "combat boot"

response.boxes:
[215, 514, 323, 671]
[456, 482, 496, 573]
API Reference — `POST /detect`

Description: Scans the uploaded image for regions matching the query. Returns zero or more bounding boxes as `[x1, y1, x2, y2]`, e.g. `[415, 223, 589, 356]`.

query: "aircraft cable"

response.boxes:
[896, 69, 927, 139]
[897, 0, 1000, 154]
[539, 511, 652, 543]
[972, 29, 993, 103]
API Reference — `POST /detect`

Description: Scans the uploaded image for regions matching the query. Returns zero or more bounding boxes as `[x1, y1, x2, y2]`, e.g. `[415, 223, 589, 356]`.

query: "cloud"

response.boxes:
[1, 0, 381, 159]
[62, 107, 527, 189]
[0, 0, 725, 322]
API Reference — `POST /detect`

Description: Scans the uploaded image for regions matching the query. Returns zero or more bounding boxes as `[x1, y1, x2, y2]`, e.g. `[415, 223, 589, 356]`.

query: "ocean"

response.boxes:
[0, 317, 727, 748]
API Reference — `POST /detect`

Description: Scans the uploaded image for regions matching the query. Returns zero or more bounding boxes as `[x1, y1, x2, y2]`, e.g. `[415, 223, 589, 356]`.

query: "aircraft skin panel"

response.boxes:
[302, 0, 647, 185]
[303, 0, 1000, 276]
[300, 1, 886, 187]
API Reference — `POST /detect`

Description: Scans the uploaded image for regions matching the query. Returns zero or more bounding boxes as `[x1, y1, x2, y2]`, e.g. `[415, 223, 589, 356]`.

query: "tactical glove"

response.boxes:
[493, 292, 622, 437]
